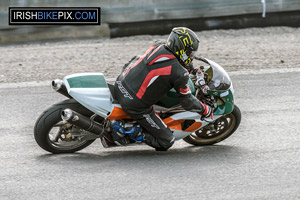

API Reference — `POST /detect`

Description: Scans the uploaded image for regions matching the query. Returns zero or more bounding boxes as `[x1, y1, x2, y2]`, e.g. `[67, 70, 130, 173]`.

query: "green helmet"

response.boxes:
[167, 27, 200, 66]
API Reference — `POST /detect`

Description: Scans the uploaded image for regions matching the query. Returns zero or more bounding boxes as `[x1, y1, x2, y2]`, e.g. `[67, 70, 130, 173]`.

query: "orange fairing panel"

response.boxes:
[184, 122, 202, 132]
[163, 117, 202, 132]
[107, 107, 132, 120]
[163, 117, 184, 131]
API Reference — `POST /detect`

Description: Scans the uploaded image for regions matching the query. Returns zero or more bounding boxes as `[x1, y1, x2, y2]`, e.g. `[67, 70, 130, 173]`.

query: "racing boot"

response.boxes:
[100, 132, 117, 148]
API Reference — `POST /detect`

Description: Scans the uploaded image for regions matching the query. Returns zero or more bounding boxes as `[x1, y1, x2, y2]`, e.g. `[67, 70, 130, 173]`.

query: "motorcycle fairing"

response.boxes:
[63, 73, 114, 118]
[107, 104, 131, 120]
[211, 86, 235, 115]
[162, 111, 222, 140]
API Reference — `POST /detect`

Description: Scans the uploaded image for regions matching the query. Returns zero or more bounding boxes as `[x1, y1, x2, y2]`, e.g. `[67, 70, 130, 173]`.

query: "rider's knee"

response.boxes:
[157, 135, 175, 151]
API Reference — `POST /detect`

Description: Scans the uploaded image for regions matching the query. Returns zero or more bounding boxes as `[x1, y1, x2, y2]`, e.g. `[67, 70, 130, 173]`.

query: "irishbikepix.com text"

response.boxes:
[9, 7, 101, 25]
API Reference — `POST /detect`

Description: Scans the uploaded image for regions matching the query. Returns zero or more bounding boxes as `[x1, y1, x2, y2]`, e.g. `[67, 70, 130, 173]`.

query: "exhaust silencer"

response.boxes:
[52, 79, 72, 99]
[61, 108, 104, 136]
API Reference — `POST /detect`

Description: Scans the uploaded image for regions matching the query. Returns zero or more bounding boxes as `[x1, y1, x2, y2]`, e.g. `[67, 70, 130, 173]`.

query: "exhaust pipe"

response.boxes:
[52, 79, 72, 99]
[61, 108, 104, 136]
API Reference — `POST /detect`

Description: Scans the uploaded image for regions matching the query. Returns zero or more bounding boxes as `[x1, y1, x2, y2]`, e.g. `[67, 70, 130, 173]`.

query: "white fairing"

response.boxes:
[170, 111, 201, 121]
[63, 73, 113, 118]
[168, 111, 222, 140]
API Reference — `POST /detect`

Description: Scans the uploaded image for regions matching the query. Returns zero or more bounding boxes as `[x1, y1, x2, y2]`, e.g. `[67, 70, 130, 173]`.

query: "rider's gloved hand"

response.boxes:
[201, 85, 209, 94]
[204, 96, 217, 109]
[199, 102, 214, 118]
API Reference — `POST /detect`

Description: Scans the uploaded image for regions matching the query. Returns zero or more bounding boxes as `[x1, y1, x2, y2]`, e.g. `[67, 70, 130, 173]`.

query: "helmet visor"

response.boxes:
[191, 40, 199, 51]
[190, 51, 196, 59]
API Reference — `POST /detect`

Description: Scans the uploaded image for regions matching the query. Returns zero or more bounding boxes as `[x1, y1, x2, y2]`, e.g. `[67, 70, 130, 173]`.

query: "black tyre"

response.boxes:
[183, 104, 241, 146]
[34, 99, 96, 154]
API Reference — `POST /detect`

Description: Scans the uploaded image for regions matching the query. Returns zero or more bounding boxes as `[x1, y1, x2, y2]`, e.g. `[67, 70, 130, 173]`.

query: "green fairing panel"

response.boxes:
[157, 78, 195, 108]
[67, 75, 108, 88]
[212, 90, 234, 115]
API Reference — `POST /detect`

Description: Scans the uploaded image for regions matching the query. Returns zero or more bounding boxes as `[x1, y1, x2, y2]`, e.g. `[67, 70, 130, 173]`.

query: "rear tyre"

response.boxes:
[34, 99, 96, 154]
[183, 104, 241, 146]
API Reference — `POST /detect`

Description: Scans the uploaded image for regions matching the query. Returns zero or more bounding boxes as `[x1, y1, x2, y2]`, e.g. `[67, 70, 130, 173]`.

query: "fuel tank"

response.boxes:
[156, 78, 196, 108]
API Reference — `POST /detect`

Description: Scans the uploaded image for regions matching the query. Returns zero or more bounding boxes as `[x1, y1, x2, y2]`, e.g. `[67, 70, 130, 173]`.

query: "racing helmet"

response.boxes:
[167, 27, 199, 67]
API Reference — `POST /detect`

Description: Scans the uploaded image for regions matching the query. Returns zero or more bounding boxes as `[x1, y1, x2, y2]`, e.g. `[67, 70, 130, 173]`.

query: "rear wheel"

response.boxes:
[183, 104, 241, 146]
[34, 99, 96, 153]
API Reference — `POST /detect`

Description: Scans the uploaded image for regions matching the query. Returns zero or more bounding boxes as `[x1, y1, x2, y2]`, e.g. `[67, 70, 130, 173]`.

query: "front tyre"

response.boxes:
[183, 104, 241, 146]
[34, 99, 96, 154]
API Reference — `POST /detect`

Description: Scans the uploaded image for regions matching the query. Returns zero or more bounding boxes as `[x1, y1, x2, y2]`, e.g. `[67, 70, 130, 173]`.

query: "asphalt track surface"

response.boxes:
[0, 70, 300, 200]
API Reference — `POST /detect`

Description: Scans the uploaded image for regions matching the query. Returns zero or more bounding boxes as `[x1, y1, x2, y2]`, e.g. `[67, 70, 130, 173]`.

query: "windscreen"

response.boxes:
[204, 59, 231, 91]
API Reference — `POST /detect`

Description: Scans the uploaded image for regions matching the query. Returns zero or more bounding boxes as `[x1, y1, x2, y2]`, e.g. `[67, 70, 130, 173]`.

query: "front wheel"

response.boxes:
[183, 104, 241, 146]
[34, 99, 96, 154]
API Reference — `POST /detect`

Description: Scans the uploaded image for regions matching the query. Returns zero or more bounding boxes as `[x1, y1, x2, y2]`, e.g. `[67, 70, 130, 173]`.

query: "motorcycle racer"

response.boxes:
[113, 27, 213, 151]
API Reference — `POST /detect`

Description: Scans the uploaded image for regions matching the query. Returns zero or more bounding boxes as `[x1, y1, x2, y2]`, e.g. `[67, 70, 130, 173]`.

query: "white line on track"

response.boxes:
[1, 68, 300, 89]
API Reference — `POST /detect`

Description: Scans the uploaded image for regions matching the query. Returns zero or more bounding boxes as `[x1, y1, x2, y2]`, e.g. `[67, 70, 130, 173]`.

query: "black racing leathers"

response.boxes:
[114, 43, 206, 151]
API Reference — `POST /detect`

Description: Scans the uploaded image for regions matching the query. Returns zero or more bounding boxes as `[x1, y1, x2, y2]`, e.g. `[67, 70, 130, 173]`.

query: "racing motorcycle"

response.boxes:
[34, 56, 241, 153]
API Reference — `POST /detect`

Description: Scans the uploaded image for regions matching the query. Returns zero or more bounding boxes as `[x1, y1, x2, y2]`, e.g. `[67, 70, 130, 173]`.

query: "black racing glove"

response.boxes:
[186, 63, 197, 74]
[204, 96, 217, 109]
[199, 102, 214, 118]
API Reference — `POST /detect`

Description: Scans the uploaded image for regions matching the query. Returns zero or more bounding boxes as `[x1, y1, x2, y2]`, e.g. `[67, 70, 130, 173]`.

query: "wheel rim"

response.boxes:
[47, 121, 89, 150]
[189, 113, 237, 144]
